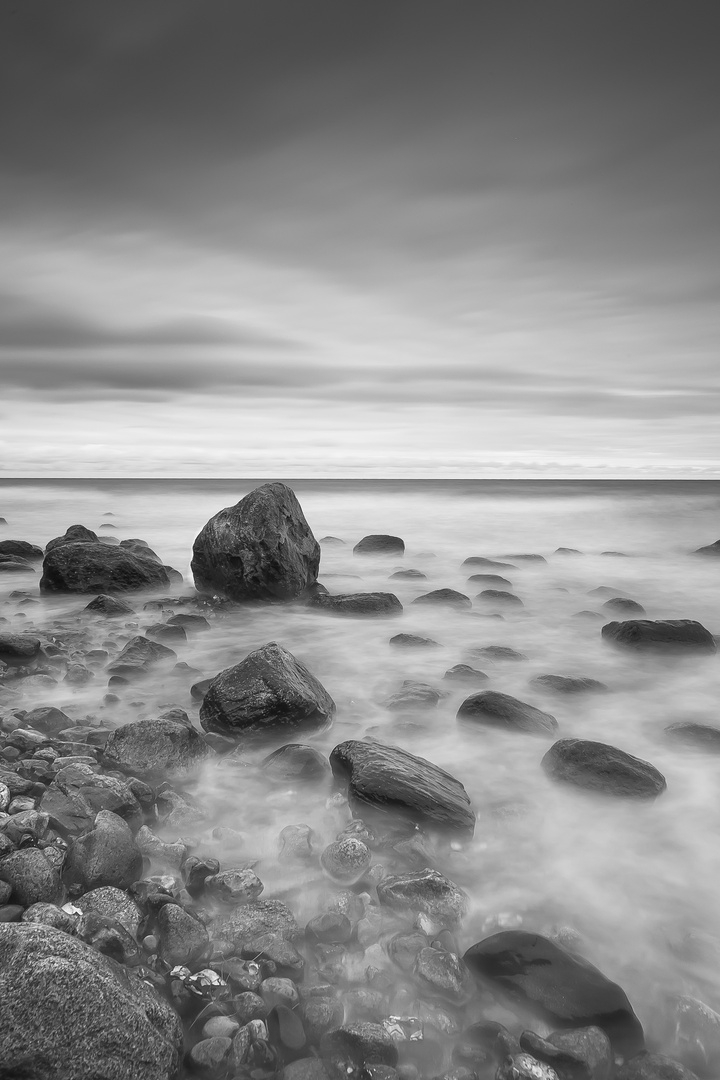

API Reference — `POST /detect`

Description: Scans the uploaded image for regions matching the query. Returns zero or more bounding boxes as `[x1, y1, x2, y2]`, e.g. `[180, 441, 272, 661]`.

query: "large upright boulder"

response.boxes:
[191, 482, 320, 601]
[0, 923, 182, 1080]
[601, 620, 716, 654]
[40, 533, 171, 594]
[200, 641, 335, 739]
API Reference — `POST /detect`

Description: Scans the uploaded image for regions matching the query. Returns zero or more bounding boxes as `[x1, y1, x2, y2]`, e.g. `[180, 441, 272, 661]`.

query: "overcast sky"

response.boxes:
[1, 0, 719, 476]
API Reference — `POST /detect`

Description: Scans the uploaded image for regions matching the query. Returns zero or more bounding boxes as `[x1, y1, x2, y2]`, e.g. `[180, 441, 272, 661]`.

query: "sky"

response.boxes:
[1, 0, 719, 477]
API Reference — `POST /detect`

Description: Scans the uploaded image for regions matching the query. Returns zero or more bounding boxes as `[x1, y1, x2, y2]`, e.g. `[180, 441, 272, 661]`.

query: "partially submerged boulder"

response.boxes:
[0, 633, 42, 666]
[307, 591, 402, 617]
[103, 716, 212, 780]
[530, 675, 608, 694]
[457, 691, 558, 737]
[0, 539, 43, 561]
[377, 867, 468, 925]
[41, 536, 171, 594]
[106, 636, 177, 679]
[542, 739, 667, 799]
[192, 482, 320, 601]
[353, 535, 404, 556]
[694, 539, 720, 557]
[411, 588, 472, 611]
[200, 642, 335, 740]
[330, 738, 475, 835]
[601, 620, 716, 654]
[84, 593, 136, 617]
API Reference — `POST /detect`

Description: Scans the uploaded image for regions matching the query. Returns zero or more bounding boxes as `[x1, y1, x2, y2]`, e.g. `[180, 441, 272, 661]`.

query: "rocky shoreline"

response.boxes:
[1, 482, 719, 1079]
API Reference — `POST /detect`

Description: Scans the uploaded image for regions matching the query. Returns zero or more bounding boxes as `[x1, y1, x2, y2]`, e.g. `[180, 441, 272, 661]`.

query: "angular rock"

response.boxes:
[192, 482, 320, 601]
[41, 539, 170, 594]
[0, 923, 182, 1080]
[157, 902, 209, 964]
[205, 868, 264, 904]
[22, 706, 74, 736]
[388, 633, 442, 649]
[63, 810, 143, 891]
[0, 540, 43, 561]
[464, 931, 645, 1056]
[52, 764, 143, 831]
[307, 591, 403, 617]
[530, 675, 608, 695]
[330, 739, 474, 835]
[74, 886, 143, 937]
[200, 641, 335, 740]
[103, 716, 211, 780]
[0, 848, 63, 907]
[457, 691, 558, 736]
[84, 593, 136, 617]
[0, 633, 42, 666]
[411, 589, 472, 610]
[542, 739, 667, 798]
[377, 868, 468, 925]
[601, 620, 716, 654]
[106, 635, 177, 678]
[498, 1054, 560, 1080]
[214, 898, 301, 955]
[382, 681, 442, 711]
[353, 535, 405, 556]
[415, 946, 469, 999]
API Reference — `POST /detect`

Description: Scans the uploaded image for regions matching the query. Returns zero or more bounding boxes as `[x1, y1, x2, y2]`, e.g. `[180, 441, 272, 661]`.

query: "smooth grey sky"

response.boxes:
[1, 0, 719, 476]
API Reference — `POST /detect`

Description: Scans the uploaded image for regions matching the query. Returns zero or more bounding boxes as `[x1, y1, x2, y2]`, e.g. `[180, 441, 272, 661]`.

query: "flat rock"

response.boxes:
[411, 589, 472, 610]
[330, 738, 475, 835]
[308, 591, 403, 617]
[469, 645, 528, 662]
[464, 931, 645, 1056]
[377, 868, 468, 925]
[0, 540, 44, 561]
[41, 540, 170, 594]
[0, 923, 183, 1080]
[353, 535, 405, 556]
[530, 675, 608, 694]
[103, 716, 212, 780]
[601, 619, 716, 654]
[192, 482, 320, 601]
[200, 641, 335, 740]
[458, 691, 557, 736]
[443, 664, 489, 685]
[542, 739, 667, 798]
[0, 633, 42, 666]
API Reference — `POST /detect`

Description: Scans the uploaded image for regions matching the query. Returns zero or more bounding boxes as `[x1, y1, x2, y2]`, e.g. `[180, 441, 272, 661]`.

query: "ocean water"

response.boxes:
[3, 478, 720, 1051]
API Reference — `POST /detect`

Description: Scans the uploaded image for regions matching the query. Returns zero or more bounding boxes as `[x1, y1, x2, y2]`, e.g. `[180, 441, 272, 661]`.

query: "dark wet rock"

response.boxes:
[299, 1001, 345, 1046]
[308, 591, 403, 617]
[353, 535, 405, 557]
[166, 612, 210, 632]
[521, 1026, 613, 1080]
[262, 743, 332, 782]
[321, 1023, 398, 1077]
[306, 912, 353, 945]
[555, 547, 583, 555]
[477, 589, 524, 608]
[601, 551, 630, 557]
[22, 706, 74, 736]
[183, 855, 220, 897]
[389, 569, 426, 580]
[603, 597, 646, 616]
[443, 664, 489, 685]
[0, 540, 43, 561]
[382, 681, 442, 710]
[665, 722, 720, 751]
[377, 868, 468, 925]
[542, 739, 667, 798]
[468, 645, 528, 662]
[103, 715, 211, 780]
[602, 619, 716, 653]
[283, 1060, 333, 1080]
[41, 538, 171, 594]
[463, 556, 516, 570]
[0, 554, 35, 573]
[531, 675, 609, 695]
[106, 635, 177, 678]
[507, 553, 547, 562]
[574, 611, 605, 621]
[51, 763, 143, 831]
[45, 524, 98, 551]
[320, 837, 371, 884]
[330, 738, 475, 835]
[200, 641, 335, 740]
[188, 1036, 233, 1072]
[464, 931, 644, 1056]
[119, 538, 161, 562]
[0, 633, 42, 665]
[694, 539, 720, 557]
[64, 662, 94, 685]
[84, 593, 137, 617]
[617, 1053, 700, 1080]
[63, 809, 143, 891]
[411, 588, 472, 611]
[458, 690, 557, 736]
[145, 621, 187, 644]
[468, 573, 513, 587]
[157, 901, 209, 964]
[192, 482, 320, 601]
[191, 676, 213, 700]
[0, 848, 63, 907]
[205, 868, 264, 904]
[320, 536, 345, 545]
[0, 923, 182, 1079]
[388, 633, 442, 649]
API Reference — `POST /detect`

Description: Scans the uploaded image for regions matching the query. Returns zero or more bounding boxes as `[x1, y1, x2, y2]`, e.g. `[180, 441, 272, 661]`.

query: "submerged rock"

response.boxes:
[330, 738, 475, 834]
[411, 588, 472, 610]
[389, 633, 442, 649]
[477, 589, 524, 608]
[192, 482, 320, 601]
[200, 641, 335, 740]
[520, 1026, 613, 1080]
[530, 675, 608, 695]
[457, 691, 558, 736]
[0, 540, 43, 561]
[443, 664, 489, 685]
[377, 867, 468, 925]
[307, 591, 403, 617]
[84, 593, 136, 617]
[693, 539, 720, 557]
[468, 645, 528, 662]
[601, 620, 716, 654]
[353, 535, 405, 556]
[616, 1053, 699, 1080]
[382, 680, 442, 710]
[0, 923, 183, 1080]
[0, 633, 42, 666]
[602, 597, 646, 616]
[463, 556, 516, 570]
[464, 931, 645, 1056]
[541, 739, 667, 798]
[102, 715, 212, 780]
[41, 538, 171, 594]
[665, 722, 720, 752]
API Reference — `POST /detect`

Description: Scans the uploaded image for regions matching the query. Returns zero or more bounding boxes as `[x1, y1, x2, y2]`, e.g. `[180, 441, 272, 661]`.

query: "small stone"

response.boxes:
[157, 902, 209, 965]
[320, 837, 371, 884]
[205, 868, 264, 904]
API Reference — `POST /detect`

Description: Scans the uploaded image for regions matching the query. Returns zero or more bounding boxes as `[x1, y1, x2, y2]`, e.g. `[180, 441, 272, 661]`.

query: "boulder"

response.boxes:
[411, 589, 472, 611]
[0, 923, 182, 1079]
[106, 635, 176, 678]
[469, 645, 528, 662]
[307, 592, 403, 617]
[457, 691, 557, 736]
[617, 1054, 699, 1080]
[74, 886, 143, 937]
[665, 722, 720, 752]
[200, 641, 335, 740]
[52, 763, 143, 831]
[477, 590, 524, 608]
[530, 675, 608, 695]
[22, 706, 74, 736]
[0, 849, 63, 907]
[353, 535, 405, 556]
[468, 573, 513, 587]
[84, 593, 136, 617]
[213, 898, 301, 958]
[464, 931, 645, 1056]
[41, 541, 170, 594]
[542, 739, 667, 798]
[63, 810, 143, 892]
[377, 868, 468, 925]
[192, 482, 320, 601]
[0, 555, 35, 573]
[462, 556, 516, 570]
[602, 598, 646, 616]
[119, 539, 161, 562]
[601, 620, 716, 654]
[262, 744, 331, 782]
[382, 681, 442, 710]
[694, 540, 720, 557]
[156, 902, 209, 964]
[0, 540, 43, 561]
[103, 716, 212, 780]
[0, 633, 42, 666]
[443, 664, 489, 685]
[330, 738, 475, 835]
[520, 1026, 613, 1080]
[45, 524, 99, 551]
[388, 633, 442, 649]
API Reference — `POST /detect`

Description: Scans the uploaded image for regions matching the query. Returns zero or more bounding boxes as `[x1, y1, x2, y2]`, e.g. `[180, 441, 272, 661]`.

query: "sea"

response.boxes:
[2, 477, 720, 1051]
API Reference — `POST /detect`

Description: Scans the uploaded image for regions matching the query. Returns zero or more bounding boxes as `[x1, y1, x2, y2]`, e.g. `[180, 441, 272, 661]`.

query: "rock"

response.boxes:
[155, 788, 206, 832]
[262, 744, 332, 782]
[214, 898, 301, 954]
[0, 848, 63, 907]
[468, 645, 528, 662]
[63, 810, 143, 891]
[203, 1015, 241, 1039]
[106, 635, 177, 678]
[103, 716, 211, 780]
[530, 676, 608, 695]
[0, 923, 182, 1079]
[464, 931, 645, 1056]
[521, 1026, 613, 1080]
[462, 556, 515, 570]
[0, 633, 41, 666]
[205, 868, 264, 904]
[50, 764, 143, 831]
[46, 525, 99, 551]
[388, 633, 442, 649]
[0, 555, 35, 573]
[192, 482, 320, 601]
[320, 536, 345, 545]
[457, 691, 558, 736]
[320, 1023, 398, 1077]
[119, 539, 161, 562]
[200, 641, 335, 740]
[84, 593, 136, 617]
[443, 664, 489, 685]
[672, 995, 720, 1078]
[498, 1054, 560, 1080]
[74, 886, 143, 937]
[22, 706, 74, 736]
[64, 662, 93, 685]
[415, 945, 469, 999]
[693, 540, 720, 557]
[308, 592, 403, 617]
[136, 826, 187, 869]
[330, 739, 475, 835]
[382, 681, 442, 710]
[478, 590, 524, 608]
[41, 539, 171, 594]
[283, 1061, 332, 1080]
[166, 612, 210, 632]
[389, 570, 426, 580]
[665, 722, 720, 751]
[188, 1036, 233, 1072]
[542, 739, 666, 798]
[411, 589, 472, 611]
[21, 902, 79, 933]
[377, 868, 468, 925]
[320, 837, 371, 884]
[555, 548, 582, 556]
[145, 622, 187, 644]
[617, 1055, 699, 1080]
[0, 540, 43, 561]
[602, 598, 646, 616]
[306, 912, 353, 945]
[353, 535, 405, 557]
[601, 620, 716, 654]
[468, 573, 513, 587]
[157, 902, 209, 964]
[278, 824, 316, 861]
